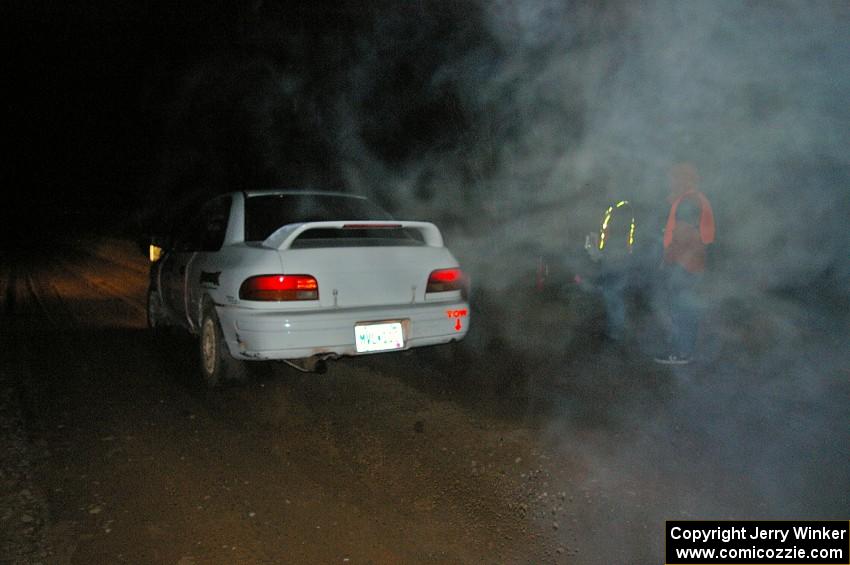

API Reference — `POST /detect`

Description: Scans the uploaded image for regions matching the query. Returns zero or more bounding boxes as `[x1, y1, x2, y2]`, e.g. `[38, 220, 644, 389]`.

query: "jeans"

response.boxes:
[598, 269, 629, 341]
[664, 265, 703, 356]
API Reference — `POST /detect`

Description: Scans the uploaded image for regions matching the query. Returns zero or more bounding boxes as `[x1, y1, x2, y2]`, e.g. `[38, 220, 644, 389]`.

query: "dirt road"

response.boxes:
[1, 239, 847, 564]
[1, 240, 579, 564]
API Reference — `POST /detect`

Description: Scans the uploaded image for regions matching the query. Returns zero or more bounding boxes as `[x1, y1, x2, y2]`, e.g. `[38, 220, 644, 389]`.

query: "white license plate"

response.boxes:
[354, 321, 404, 353]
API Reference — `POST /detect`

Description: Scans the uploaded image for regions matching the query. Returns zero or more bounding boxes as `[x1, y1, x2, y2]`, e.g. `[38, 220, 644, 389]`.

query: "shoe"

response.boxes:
[654, 354, 691, 365]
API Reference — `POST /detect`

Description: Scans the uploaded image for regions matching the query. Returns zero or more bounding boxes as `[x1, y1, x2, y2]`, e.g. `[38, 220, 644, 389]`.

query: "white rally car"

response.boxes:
[146, 190, 470, 386]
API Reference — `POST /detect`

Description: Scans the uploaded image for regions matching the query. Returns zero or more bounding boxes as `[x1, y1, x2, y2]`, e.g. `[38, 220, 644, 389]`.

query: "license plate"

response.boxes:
[354, 321, 404, 353]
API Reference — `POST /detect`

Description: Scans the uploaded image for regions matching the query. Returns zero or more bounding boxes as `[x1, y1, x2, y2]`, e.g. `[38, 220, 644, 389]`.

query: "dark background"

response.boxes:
[8, 1, 499, 230]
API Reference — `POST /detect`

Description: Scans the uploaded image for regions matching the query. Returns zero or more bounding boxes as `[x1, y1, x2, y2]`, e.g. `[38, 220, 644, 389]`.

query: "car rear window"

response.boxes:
[244, 193, 423, 247]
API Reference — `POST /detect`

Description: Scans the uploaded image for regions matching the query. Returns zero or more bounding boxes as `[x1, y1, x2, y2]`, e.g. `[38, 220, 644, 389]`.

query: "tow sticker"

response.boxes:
[446, 309, 468, 331]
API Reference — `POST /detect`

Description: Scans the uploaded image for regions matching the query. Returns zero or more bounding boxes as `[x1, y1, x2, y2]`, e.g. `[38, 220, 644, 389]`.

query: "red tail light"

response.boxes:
[239, 275, 319, 301]
[426, 268, 465, 293]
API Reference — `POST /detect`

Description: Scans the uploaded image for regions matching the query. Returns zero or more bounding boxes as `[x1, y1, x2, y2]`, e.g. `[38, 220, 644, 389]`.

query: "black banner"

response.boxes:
[666, 521, 849, 564]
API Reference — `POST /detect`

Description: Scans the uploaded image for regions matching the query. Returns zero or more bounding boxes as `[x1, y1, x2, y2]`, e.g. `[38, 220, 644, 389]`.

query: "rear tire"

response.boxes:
[199, 304, 247, 387]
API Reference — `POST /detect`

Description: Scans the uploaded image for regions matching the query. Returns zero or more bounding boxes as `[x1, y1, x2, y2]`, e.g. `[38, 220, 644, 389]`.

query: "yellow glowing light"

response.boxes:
[149, 245, 163, 262]
[598, 201, 635, 252]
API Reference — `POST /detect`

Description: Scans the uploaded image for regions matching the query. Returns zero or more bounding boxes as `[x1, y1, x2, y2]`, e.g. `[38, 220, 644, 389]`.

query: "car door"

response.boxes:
[185, 196, 232, 331]
[161, 211, 204, 329]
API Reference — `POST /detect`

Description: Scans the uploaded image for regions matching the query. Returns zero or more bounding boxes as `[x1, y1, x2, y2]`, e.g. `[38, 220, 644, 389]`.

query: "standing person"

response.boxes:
[654, 162, 715, 365]
[585, 198, 637, 344]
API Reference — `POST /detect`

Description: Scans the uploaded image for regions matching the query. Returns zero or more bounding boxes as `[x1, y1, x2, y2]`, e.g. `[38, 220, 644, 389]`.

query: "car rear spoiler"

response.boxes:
[262, 220, 445, 250]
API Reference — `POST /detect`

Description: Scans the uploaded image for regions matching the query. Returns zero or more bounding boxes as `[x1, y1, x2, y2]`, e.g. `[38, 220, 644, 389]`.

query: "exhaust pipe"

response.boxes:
[284, 355, 332, 374]
[307, 354, 334, 374]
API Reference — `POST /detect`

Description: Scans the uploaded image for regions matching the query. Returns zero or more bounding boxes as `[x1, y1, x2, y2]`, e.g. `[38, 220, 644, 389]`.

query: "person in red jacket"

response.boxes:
[654, 162, 715, 365]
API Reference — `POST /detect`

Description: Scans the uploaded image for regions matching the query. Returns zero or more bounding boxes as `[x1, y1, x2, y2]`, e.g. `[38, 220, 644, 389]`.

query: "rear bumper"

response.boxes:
[216, 301, 470, 360]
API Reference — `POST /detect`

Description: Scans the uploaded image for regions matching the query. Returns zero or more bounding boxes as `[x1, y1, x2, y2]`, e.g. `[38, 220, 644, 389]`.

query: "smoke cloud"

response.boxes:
[152, 1, 848, 289]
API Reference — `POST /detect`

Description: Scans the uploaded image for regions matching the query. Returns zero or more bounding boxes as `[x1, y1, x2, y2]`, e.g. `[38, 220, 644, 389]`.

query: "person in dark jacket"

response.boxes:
[586, 199, 637, 343]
